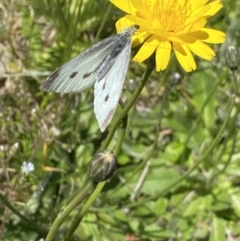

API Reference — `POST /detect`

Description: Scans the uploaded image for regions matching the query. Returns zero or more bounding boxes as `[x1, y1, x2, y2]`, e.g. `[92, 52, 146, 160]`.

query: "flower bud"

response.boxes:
[225, 46, 240, 71]
[88, 150, 117, 183]
[169, 72, 181, 86]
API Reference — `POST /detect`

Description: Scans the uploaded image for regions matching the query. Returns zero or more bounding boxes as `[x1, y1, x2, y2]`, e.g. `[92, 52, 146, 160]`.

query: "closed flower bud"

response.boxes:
[225, 46, 240, 71]
[88, 150, 117, 183]
[169, 72, 181, 86]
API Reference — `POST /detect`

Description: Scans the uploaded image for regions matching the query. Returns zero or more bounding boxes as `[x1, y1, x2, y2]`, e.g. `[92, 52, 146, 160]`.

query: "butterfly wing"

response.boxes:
[93, 40, 132, 132]
[41, 35, 119, 93]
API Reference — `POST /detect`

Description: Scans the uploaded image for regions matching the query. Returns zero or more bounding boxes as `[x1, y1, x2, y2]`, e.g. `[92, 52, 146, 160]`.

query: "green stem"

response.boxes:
[217, 130, 238, 175]
[207, 133, 229, 185]
[213, 70, 239, 177]
[95, 4, 112, 40]
[62, 182, 106, 241]
[62, 58, 154, 240]
[45, 180, 94, 241]
[61, 79, 130, 241]
[64, 0, 83, 61]
[55, 0, 68, 33]
[109, 79, 176, 198]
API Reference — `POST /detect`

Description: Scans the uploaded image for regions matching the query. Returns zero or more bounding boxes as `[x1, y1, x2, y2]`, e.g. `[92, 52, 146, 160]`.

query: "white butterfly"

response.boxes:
[41, 25, 138, 132]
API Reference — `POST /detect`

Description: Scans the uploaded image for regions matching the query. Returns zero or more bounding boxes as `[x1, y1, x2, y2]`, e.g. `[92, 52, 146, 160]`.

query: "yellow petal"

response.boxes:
[191, 0, 209, 9]
[156, 41, 172, 71]
[203, 1, 223, 18]
[126, 15, 153, 31]
[173, 42, 197, 72]
[115, 17, 136, 33]
[109, 0, 136, 14]
[188, 5, 210, 24]
[178, 34, 215, 60]
[190, 28, 226, 43]
[188, 0, 223, 19]
[132, 30, 151, 47]
[133, 35, 158, 63]
[168, 36, 184, 44]
[131, 0, 152, 18]
[185, 18, 207, 32]
[187, 39, 215, 60]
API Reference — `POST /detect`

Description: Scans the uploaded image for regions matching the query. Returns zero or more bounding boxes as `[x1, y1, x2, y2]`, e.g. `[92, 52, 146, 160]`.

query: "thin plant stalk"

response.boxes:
[62, 58, 154, 240]
[45, 181, 94, 241]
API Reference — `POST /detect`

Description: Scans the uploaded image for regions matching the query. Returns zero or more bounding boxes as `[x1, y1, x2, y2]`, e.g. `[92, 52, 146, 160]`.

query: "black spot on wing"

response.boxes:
[70, 71, 78, 78]
[105, 94, 109, 102]
[102, 82, 106, 90]
[83, 72, 92, 79]
[41, 68, 61, 90]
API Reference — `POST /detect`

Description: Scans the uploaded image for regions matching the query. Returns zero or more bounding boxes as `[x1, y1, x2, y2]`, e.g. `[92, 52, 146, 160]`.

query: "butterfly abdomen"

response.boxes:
[96, 35, 131, 81]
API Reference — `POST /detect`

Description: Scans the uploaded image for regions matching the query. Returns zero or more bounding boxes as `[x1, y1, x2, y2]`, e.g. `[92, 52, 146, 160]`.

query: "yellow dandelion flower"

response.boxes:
[110, 0, 226, 72]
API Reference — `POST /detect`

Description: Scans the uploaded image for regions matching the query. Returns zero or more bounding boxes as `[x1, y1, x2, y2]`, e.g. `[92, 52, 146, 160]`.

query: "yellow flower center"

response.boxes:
[150, 0, 192, 37]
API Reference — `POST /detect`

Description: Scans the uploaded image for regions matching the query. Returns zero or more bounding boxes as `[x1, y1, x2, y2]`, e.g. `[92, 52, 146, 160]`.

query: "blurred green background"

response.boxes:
[1, 0, 240, 240]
